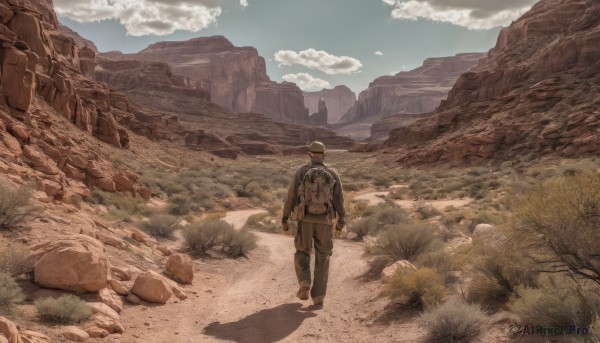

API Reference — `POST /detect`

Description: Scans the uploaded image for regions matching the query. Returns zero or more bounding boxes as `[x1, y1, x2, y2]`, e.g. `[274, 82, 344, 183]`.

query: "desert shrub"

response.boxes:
[88, 189, 110, 205]
[350, 205, 408, 240]
[183, 220, 233, 254]
[414, 205, 441, 220]
[138, 214, 181, 239]
[465, 241, 538, 309]
[512, 285, 598, 330]
[0, 181, 34, 230]
[0, 272, 25, 312]
[168, 194, 193, 215]
[35, 294, 92, 324]
[374, 223, 439, 262]
[510, 173, 600, 285]
[348, 216, 379, 240]
[384, 267, 448, 309]
[416, 251, 458, 286]
[0, 245, 34, 276]
[221, 229, 258, 257]
[203, 211, 226, 222]
[422, 298, 487, 343]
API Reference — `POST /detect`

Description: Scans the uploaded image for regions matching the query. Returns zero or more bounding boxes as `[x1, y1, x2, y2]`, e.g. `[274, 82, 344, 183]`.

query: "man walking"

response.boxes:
[282, 141, 345, 306]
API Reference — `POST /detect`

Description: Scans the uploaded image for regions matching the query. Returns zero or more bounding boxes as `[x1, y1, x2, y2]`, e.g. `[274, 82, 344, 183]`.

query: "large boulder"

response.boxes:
[130, 270, 172, 303]
[60, 326, 89, 342]
[32, 235, 109, 292]
[0, 317, 19, 343]
[165, 253, 194, 284]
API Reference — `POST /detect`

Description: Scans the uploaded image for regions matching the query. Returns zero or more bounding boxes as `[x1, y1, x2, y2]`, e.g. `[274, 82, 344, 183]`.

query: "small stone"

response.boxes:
[61, 326, 89, 342]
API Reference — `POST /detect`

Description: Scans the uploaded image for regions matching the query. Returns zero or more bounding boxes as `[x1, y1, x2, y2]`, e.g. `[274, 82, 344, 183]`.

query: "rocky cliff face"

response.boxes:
[101, 36, 310, 125]
[304, 86, 355, 123]
[0, 0, 154, 200]
[341, 53, 485, 123]
[385, 0, 600, 165]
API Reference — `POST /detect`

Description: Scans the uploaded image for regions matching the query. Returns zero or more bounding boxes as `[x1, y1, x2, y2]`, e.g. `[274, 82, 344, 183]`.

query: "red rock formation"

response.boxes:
[309, 98, 328, 126]
[304, 86, 356, 123]
[341, 53, 485, 123]
[101, 36, 310, 124]
[385, 0, 600, 165]
[0, 0, 152, 200]
[370, 113, 435, 141]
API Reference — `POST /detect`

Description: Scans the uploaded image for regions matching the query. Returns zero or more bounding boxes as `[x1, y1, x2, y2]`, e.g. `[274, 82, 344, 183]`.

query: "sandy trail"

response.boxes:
[223, 209, 267, 229]
[116, 210, 425, 343]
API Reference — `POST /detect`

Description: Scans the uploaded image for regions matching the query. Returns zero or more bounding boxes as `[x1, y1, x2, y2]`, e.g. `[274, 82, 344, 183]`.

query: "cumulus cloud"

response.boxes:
[54, 0, 226, 36]
[382, 0, 536, 29]
[374, 51, 383, 56]
[240, 0, 248, 7]
[282, 73, 331, 91]
[274, 48, 362, 75]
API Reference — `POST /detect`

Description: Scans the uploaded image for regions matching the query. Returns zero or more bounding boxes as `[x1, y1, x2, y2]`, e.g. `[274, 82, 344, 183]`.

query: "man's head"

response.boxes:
[308, 141, 326, 160]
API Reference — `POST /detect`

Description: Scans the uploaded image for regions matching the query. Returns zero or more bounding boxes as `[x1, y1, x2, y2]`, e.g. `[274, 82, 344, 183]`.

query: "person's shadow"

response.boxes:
[203, 303, 318, 343]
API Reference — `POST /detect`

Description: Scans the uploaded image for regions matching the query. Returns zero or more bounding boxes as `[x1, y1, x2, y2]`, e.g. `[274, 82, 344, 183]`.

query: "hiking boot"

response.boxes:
[312, 296, 324, 306]
[297, 285, 310, 300]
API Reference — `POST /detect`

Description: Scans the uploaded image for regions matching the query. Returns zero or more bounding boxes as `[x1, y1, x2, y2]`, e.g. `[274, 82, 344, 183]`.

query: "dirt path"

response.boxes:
[116, 210, 425, 343]
[353, 192, 389, 206]
[223, 209, 267, 230]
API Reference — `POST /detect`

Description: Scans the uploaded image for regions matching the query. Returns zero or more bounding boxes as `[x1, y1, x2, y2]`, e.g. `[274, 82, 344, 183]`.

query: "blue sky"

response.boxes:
[56, 0, 536, 94]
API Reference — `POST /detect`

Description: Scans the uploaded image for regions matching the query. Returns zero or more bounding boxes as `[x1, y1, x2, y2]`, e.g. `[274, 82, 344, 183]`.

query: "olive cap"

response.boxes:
[308, 141, 326, 153]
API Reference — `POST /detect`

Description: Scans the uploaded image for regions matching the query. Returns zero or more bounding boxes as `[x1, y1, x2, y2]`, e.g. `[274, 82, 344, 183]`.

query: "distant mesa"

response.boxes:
[303, 86, 356, 124]
[308, 98, 328, 126]
[98, 36, 310, 125]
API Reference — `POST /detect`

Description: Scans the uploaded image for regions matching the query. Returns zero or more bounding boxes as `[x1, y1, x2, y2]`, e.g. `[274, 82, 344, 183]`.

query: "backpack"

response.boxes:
[300, 167, 336, 216]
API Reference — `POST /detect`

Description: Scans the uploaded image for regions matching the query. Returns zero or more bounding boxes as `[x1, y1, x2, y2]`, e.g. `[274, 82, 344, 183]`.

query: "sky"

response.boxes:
[55, 0, 537, 94]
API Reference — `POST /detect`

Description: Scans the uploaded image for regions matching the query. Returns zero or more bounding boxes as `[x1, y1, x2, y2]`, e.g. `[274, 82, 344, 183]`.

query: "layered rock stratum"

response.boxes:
[101, 36, 310, 125]
[384, 0, 600, 165]
[304, 86, 356, 123]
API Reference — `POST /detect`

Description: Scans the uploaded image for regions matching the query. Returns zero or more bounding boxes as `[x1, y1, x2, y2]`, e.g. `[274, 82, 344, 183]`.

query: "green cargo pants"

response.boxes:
[294, 221, 333, 301]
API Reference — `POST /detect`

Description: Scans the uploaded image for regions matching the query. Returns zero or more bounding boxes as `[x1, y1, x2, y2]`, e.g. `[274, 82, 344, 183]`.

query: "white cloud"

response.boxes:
[382, 0, 536, 30]
[274, 48, 362, 75]
[374, 51, 383, 56]
[282, 73, 331, 91]
[240, 0, 248, 7]
[54, 0, 225, 36]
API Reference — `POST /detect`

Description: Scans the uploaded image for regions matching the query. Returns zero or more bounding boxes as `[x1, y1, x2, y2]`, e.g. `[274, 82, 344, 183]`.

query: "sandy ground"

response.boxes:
[353, 192, 389, 206]
[223, 209, 267, 230]
[109, 210, 429, 343]
[352, 190, 473, 211]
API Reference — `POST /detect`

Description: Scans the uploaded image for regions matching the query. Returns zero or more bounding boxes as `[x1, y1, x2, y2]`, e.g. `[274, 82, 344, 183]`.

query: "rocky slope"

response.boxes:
[101, 36, 310, 125]
[304, 86, 356, 123]
[384, 0, 600, 165]
[0, 0, 159, 201]
[341, 53, 485, 124]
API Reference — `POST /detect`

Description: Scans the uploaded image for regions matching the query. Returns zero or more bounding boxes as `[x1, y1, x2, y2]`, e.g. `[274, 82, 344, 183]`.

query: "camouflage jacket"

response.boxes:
[283, 159, 345, 225]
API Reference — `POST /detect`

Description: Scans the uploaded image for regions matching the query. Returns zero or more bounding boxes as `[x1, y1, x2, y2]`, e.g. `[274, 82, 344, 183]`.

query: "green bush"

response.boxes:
[384, 267, 448, 309]
[221, 229, 258, 257]
[35, 294, 92, 324]
[422, 298, 487, 343]
[138, 214, 181, 239]
[512, 285, 598, 330]
[0, 272, 25, 312]
[0, 181, 34, 230]
[374, 223, 439, 262]
[183, 220, 233, 254]
[0, 245, 34, 276]
[511, 172, 600, 285]
[168, 194, 193, 215]
[416, 251, 458, 286]
[349, 205, 408, 240]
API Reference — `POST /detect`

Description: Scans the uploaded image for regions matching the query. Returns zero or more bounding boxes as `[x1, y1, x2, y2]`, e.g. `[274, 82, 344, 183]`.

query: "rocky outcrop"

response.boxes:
[96, 59, 187, 91]
[309, 98, 327, 126]
[101, 36, 310, 124]
[370, 113, 435, 141]
[342, 53, 485, 123]
[0, 317, 51, 343]
[385, 0, 600, 165]
[31, 235, 109, 292]
[304, 86, 356, 123]
[0, 0, 155, 200]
